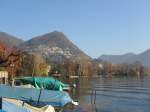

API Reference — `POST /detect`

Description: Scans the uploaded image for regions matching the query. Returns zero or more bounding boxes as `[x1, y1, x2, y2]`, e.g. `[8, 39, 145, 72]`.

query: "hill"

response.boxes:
[19, 31, 91, 64]
[0, 32, 24, 47]
[98, 49, 150, 68]
[99, 53, 136, 64]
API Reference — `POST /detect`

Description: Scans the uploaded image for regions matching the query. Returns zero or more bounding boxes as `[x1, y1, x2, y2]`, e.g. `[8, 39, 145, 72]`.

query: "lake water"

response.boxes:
[64, 75, 150, 112]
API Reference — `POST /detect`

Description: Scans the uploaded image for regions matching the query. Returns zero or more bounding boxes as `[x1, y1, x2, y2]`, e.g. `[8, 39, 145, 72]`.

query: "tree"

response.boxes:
[16, 52, 34, 77]
[0, 42, 23, 79]
[32, 53, 45, 76]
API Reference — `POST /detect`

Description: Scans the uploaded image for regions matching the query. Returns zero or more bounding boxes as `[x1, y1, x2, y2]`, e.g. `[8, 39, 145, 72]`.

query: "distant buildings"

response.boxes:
[23, 46, 72, 58]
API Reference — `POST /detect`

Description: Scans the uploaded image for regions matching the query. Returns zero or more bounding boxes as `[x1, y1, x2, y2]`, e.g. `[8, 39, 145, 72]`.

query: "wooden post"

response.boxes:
[91, 89, 93, 104]
[94, 90, 96, 104]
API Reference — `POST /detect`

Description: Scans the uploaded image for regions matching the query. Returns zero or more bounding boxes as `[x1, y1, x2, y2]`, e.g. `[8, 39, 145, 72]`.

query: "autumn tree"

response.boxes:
[16, 52, 34, 77]
[0, 41, 24, 79]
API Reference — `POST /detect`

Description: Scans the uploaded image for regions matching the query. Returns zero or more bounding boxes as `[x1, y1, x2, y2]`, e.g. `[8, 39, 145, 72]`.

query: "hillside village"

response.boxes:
[23, 45, 72, 59]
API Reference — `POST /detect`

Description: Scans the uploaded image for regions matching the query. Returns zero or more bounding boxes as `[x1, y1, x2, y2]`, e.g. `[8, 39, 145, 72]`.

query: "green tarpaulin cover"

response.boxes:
[19, 77, 69, 91]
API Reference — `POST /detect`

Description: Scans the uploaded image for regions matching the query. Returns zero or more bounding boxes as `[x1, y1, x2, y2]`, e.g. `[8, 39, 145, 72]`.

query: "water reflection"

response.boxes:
[63, 75, 150, 112]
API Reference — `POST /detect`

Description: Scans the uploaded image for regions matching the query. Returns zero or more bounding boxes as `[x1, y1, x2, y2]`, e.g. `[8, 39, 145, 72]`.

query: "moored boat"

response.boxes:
[0, 85, 73, 107]
[17, 77, 70, 91]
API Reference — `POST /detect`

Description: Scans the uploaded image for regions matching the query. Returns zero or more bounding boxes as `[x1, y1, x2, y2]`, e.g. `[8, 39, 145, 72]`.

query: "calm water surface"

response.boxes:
[65, 75, 150, 112]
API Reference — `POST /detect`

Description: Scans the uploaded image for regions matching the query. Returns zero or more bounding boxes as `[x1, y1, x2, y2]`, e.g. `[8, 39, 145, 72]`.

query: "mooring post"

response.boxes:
[91, 89, 93, 104]
[94, 90, 96, 104]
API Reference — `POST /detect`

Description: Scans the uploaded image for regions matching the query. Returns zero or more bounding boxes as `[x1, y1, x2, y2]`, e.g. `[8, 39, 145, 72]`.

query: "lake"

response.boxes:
[64, 75, 150, 112]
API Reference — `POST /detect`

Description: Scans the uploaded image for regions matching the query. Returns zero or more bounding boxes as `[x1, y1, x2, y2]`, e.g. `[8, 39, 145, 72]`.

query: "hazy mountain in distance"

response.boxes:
[99, 53, 136, 64]
[19, 31, 91, 63]
[0, 32, 24, 47]
[136, 49, 150, 67]
[98, 49, 150, 68]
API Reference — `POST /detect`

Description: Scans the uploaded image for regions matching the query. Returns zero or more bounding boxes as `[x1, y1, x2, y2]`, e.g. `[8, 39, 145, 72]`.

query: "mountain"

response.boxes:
[136, 49, 150, 67]
[19, 31, 91, 63]
[0, 32, 24, 47]
[99, 53, 136, 64]
[98, 49, 150, 68]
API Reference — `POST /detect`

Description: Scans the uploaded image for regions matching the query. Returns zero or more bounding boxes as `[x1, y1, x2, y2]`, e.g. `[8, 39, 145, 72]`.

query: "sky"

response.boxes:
[0, 0, 150, 58]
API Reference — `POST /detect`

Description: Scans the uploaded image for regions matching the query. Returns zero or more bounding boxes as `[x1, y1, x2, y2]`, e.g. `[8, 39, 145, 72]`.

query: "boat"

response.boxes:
[1, 99, 32, 112]
[17, 77, 70, 91]
[3, 98, 55, 112]
[0, 85, 73, 107]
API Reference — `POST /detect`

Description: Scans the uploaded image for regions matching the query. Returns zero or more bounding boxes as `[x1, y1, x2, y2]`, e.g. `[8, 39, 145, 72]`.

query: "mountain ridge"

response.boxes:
[98, 49, 150, 68]
[0, 32, 24, 47]
[18, 31, 91, 63]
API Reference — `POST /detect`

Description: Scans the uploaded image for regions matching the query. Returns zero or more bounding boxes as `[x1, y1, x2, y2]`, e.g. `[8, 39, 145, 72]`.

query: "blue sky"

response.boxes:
[0, 0, 150, 58]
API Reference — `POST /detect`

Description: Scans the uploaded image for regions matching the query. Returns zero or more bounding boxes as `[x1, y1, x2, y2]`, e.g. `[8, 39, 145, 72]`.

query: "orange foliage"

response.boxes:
[0, 41, 22, 78]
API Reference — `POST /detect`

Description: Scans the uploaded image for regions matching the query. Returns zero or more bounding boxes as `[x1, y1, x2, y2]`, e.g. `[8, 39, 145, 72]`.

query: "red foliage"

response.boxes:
[0, 42, 5, 51]
[0, 41, 22, 78]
